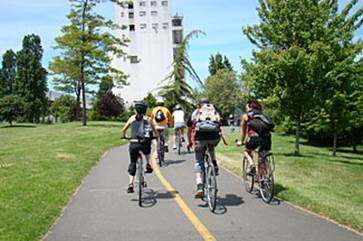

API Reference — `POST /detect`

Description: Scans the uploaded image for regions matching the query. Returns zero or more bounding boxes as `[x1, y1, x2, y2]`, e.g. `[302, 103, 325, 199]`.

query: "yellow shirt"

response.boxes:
[150, 106, 174, 127]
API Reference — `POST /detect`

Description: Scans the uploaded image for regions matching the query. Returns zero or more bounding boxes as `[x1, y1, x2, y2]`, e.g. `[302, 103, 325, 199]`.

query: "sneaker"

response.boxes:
[164, 145, 169, 153]
[145, 163, 153, 173]
[194, 183, 204, 199]
[127, 183, 134, 193]
[173, 144, 177, 150]
[212, 160, 219, 176]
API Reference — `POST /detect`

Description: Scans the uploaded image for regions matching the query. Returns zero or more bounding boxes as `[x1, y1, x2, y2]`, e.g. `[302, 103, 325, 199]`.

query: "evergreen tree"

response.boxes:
[0, 95, 26, 126]
[0, 50, 17, 97]
[208, 53, 233, 76]
[49, 0, 128, 126]
[16, 34, 48, 123]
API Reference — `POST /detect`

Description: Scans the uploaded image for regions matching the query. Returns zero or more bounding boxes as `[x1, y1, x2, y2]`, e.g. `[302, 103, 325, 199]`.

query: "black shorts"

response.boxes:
[246, 135, 271, 153]
[129, 142, 151, 163]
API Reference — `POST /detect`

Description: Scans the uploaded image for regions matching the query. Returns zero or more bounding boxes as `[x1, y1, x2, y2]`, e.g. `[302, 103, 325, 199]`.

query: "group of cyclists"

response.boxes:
[121, 97, 272, 198]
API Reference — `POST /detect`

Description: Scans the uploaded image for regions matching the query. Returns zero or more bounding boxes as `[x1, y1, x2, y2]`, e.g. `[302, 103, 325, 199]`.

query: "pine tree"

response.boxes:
[0, 50, 17, 97]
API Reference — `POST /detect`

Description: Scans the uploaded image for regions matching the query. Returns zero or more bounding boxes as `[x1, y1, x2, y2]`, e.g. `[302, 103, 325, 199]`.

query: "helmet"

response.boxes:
[175, 104, 181, 110]
[134, 100, 147, 114]
[198, 97, 210, 105]
[156, 97, 164, 106]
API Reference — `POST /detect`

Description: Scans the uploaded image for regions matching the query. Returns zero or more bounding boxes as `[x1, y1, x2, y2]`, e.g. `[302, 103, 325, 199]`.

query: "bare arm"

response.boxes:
[121, 115, 135, 138]
[241, 114, 248, 144]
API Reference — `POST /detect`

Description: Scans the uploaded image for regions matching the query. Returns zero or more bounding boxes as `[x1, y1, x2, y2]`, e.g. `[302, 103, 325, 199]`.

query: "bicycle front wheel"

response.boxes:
[206, 164, 217, 212]
[259, 157, 274, 203]
[242, 156, 254, 193]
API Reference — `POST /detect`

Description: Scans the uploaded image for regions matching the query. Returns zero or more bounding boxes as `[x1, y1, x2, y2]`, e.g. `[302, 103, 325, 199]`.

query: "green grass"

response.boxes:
[0, 122, 125, 241]
[217, 133, 363, 233]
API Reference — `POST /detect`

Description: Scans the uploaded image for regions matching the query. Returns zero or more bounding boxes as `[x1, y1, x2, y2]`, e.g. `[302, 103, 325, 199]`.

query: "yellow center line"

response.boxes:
[151, 155, 216, 241]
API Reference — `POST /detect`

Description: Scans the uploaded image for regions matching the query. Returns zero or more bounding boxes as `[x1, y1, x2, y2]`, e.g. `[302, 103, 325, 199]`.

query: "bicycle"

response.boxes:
[156, 126, 166, 167]
[201, 144, 218, 212]
[122, 137, 148, 207]
[241, 148, 275, 203]
[176, 127, 184, 155]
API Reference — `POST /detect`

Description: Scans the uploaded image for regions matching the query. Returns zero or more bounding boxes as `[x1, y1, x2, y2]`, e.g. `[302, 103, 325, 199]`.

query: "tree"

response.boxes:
[0, 50, 17, 97]
[16, 34, 48, 123]
[159, 30, 205, 112]
[50, 95, 78, 123]
[204, 69, 243, 122]
[208, 53, 233, 76]
[0, 95, 26, 126]
[49, 0, 128, 126]
[143, 92, 157, 110]
[95, 92, 124, 119]
[242, 0, 363, 155]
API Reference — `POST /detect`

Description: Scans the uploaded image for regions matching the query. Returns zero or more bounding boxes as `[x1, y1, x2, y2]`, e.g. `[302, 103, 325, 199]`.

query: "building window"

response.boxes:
[151, 1, 157, 7]
[139, 11, 146, 17]
[128, 12, 134, 19]
[172, 18, 182, 27]
[129, 24, 135, 31]
[173, 30, 183, 44]
[162, 22, 169, 29]
[130, 56, 138, 64]
[121, 12, 124, 18]
[161, 1, 168, 6]
[140, 24, 147, 29]
[151, 11, 157, 17]
[122, 34, 126, 39]
[152, 23, 159, 29]
[139, 1, 146, 7]
[128, 2, 134, 9]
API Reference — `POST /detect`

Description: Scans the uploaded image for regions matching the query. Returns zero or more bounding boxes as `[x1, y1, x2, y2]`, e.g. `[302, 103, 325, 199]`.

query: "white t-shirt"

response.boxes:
[173, 110, 185, 123]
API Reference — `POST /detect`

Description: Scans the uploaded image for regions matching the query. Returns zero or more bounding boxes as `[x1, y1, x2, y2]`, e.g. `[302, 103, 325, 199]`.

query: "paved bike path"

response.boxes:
[44, 143, 362, 241]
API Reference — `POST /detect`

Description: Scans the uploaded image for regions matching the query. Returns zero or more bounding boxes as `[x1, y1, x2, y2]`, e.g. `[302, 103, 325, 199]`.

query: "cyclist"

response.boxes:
[121, 100, 156, 193]
[228, 114, 235, 131]
[191, 97, 222, 198]
[172, 104, 185, 150]
[236, 100, 272, 175]
[150, 97, 174, 153]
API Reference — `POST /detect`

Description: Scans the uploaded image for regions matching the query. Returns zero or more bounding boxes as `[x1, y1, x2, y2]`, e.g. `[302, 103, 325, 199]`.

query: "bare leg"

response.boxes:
[244, 150, 254, 167]
[128, 175, 135, 185]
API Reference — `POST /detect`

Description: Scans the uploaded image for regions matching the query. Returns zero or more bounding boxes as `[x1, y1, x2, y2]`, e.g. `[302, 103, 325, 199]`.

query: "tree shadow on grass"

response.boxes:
[308, 151, 363, 163]
[87, 122, 123, 128]
[1, 124, 36, 128]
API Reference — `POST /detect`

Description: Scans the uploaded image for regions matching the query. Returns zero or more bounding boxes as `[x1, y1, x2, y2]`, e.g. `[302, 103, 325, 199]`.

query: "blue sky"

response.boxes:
[0, 0, 362, 89]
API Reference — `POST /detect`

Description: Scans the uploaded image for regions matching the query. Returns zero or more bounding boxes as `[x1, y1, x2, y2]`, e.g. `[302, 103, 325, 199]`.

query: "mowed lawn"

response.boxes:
[0, 122, 125, 241]
[217, 132, 363, 233]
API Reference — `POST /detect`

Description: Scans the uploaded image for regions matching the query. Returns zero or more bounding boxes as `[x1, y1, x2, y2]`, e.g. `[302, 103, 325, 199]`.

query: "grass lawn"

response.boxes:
[217, 132, 363, 233]
[0, 122, 125, 241]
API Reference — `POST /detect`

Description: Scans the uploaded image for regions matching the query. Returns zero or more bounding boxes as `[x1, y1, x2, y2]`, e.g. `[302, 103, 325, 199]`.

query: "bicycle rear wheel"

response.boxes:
[242, 156, 254, 193]
[137, 159, 143, 207]
[177, 130, 182, 155]
[259, 156, 274, 203]
[206, 163, 217, 212]
[158, 136, 165, 167]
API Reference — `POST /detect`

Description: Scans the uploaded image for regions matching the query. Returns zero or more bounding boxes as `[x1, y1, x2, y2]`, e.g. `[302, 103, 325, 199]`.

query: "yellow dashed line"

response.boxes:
[152, 156, 216, 241]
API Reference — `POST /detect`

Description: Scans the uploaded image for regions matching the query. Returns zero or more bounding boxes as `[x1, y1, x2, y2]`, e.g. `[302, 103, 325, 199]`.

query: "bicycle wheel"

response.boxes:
[206, 162, 217, 212]
[158, 136, 165, 167]
[177, 130, 182, 155]
[259, 157, 274, 203]
[242, 156, 254, 193]
[137, 159, 143, 207]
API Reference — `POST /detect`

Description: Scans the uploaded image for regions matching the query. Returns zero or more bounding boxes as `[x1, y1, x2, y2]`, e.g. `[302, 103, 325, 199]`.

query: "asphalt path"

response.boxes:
[44, 136, 362, 241]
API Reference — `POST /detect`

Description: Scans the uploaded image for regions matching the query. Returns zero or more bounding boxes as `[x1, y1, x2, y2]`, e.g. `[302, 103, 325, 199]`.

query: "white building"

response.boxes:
[112, 0, 183, 103]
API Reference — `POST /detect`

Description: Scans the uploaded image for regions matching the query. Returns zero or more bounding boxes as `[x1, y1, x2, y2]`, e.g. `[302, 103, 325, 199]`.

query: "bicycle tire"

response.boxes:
[259, 156, 274, 203]
[137, 158, 143, 207]
[206, 163, 217, 212]
[158, 135, 165, 167]
[242, 156, 254, 193]
[177, 130, 182, 155]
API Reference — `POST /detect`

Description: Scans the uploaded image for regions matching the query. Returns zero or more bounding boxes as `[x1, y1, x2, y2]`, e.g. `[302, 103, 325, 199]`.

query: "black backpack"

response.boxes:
[155, 109, 166, 123]
[247, 109, 274, 136]
[133, 117, 153, 142]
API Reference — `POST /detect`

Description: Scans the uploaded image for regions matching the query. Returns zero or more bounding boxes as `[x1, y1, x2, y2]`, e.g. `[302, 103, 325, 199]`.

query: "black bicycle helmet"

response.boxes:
[134, 100, 147, 114]
[199, 97, 210, 105]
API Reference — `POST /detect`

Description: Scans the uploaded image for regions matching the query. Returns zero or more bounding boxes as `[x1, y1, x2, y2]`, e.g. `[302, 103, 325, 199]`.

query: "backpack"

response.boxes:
[155, 109, 166, 123]
[194, 104, 220, 133]
[247, 109, 274, 136]
[134, 116, 153, 142]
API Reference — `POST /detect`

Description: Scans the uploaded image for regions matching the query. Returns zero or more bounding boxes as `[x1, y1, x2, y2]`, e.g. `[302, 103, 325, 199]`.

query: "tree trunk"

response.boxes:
[294, 114, 301, 156]
[352, 129, 357, 153]
[81, 0, 88, 126]
[76, 86, 81, 120]
[333, 129, 337, 157]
